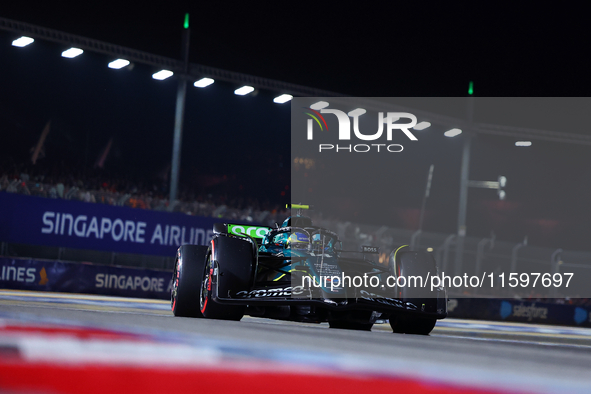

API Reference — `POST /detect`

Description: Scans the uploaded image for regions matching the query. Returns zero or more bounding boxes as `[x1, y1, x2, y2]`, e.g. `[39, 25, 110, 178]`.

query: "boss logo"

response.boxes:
[362, 245, 379, 253]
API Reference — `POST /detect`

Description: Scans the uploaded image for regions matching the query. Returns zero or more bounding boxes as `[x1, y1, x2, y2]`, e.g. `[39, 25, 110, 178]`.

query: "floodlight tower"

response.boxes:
[169, 13, 191, 210]
[453, 82, 475, 274]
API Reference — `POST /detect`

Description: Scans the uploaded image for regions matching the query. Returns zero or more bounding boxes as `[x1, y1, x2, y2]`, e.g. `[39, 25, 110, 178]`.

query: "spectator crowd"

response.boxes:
[0, 159, 289, 227]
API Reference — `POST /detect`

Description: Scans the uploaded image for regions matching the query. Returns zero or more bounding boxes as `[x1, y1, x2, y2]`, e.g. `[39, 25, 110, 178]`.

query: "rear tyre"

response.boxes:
[389, 249, 438, 302]
[199, 252, 245, 320]
[389, 315, 436, 335]
[171, 245, 208, 318]
[328, 320, 373, 331]
[387, 248, 441, 334]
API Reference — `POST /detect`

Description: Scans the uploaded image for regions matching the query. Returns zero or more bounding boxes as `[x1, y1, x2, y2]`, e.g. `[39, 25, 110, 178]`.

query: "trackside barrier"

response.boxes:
[448, 298, 591, 328]
[0, 257, 171, 300]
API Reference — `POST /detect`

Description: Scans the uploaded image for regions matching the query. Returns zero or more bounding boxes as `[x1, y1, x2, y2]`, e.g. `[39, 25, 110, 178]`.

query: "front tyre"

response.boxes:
[171, 245, 208, 318]
[199, 253, 245, 321]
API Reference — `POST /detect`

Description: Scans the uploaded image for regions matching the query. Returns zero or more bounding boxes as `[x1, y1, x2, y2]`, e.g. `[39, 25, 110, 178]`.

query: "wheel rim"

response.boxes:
[200, 255, 211, 313]
[171, 258, 179, 311]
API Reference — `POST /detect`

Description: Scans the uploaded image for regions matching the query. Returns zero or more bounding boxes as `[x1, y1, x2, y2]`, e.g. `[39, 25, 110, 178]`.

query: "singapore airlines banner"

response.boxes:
[0, 192, 221, 256]
[0, 257, 172, 300]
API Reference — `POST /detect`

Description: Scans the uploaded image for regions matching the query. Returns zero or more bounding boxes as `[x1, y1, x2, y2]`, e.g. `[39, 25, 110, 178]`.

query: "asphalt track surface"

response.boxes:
[1, 290, 591, 393]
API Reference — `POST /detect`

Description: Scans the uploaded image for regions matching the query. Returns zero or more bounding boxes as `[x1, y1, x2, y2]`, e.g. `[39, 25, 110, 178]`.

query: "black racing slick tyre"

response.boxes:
[171, 245, 208, 318]
[199, 252, 245, 320]
[390, 248, 442, 313]
[389, 248, 438, 300]
[388, 247, 440, 335]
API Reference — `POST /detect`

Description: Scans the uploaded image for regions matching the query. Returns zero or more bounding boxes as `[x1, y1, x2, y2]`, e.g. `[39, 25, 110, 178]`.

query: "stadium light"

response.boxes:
[234, 85, 254, 95]
[515, 141, 532, 147]
[152, 70, 173, 80]
[310, 101, 329, 110]
[347, 108, 366, 117]
[414, 121, 431, 130]
[194, 77, 214, 88]
[444, 128, 462, 137]
[61, 47, 83, 58]
[273, 94, 293, 104]
[12, 36, 34, 47]
[108, 59, 130, 69]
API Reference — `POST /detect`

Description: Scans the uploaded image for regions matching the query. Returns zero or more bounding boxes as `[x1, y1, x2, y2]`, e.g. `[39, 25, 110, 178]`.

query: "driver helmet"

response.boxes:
[286, 231, 309, 249]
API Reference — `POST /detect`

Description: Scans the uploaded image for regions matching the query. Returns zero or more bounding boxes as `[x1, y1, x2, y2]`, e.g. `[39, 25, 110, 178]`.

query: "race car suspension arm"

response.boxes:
[257, 256, 309, 279]
[257, 261, 291, 276]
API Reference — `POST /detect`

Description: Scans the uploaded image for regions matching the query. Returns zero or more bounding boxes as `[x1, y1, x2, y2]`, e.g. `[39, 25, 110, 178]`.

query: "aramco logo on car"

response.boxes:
[304, 106, 418, 153]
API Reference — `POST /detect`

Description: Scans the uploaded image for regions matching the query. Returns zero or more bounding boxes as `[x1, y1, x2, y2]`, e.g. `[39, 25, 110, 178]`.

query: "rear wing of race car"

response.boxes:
[286, 203, 313, 216]
[213, 222, 272, 245]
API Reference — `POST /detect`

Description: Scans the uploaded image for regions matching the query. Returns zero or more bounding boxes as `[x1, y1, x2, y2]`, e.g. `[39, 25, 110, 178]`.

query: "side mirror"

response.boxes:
[213, 222, 226, 235]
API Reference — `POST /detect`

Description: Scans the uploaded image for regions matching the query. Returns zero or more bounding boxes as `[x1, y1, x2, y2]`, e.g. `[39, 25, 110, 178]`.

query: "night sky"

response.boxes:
[1, 2, 590, 250]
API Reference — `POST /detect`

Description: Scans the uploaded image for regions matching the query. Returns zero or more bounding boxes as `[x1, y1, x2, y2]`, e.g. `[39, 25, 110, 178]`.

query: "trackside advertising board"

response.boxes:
[448, 298, 591, 328]
[0, 257, 172, 300]
[0, 192, 220, 256]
